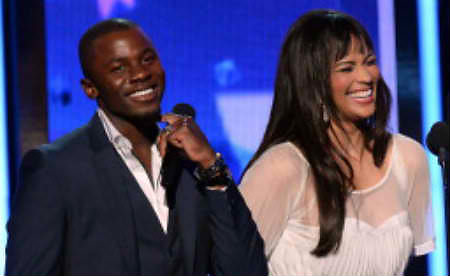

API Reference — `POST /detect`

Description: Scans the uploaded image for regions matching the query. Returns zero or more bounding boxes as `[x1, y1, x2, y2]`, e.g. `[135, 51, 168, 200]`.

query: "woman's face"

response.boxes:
[329, 36, 379, 123]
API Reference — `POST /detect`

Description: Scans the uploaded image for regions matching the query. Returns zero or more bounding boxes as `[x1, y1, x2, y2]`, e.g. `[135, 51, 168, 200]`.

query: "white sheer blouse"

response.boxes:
[240, 134, 435, 276]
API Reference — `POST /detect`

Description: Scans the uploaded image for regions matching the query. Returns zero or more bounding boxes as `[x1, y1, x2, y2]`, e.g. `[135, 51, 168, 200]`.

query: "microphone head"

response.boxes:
[172, 103, 196, 119]
[426, 121, 449, 155]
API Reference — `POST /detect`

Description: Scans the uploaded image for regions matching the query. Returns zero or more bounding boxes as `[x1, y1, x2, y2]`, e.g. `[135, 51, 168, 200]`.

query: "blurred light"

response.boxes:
[0, 0, 10, 273]
[97, 0, 136, 18]
[377, 0, 398, 132]
[417, 0, 447, 275]
[214, 59, 241, 87]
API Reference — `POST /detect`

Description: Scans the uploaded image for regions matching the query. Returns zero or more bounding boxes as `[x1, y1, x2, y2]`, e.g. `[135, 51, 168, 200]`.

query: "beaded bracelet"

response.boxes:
[195, 152, 232, 186]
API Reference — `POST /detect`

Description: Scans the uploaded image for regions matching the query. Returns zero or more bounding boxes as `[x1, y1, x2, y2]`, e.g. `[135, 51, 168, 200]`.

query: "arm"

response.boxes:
[158, 114, 267, 275]
[6, 149, 65, 275]
[204, 182, 268, 276]
[406, 140, 435, 256]
[239, 143, 309, 258]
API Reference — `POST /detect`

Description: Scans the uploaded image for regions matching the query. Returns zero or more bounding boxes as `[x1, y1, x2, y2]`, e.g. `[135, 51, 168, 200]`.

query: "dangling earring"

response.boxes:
[321, 104, 330, 124]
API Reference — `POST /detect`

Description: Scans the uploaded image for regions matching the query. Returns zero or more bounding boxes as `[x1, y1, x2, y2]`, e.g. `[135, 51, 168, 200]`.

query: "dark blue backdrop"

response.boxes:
[45, 0, 379, 179]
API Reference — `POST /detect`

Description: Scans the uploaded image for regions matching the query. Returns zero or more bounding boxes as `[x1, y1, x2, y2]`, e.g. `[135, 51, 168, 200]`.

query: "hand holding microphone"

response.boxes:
[158, 103, 216, 169]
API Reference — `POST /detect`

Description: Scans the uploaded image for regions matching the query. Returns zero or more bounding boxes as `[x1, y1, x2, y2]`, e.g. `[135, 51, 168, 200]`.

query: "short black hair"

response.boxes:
[78, 18, 138, 79]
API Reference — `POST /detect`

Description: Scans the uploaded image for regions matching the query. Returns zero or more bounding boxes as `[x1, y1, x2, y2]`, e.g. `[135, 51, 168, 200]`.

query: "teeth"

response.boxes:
[130, 88, 154, 97]
[349, 89, 372, 98]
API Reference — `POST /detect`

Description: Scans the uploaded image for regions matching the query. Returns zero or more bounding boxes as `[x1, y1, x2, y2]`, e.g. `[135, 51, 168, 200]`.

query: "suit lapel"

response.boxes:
[162, 153, 198, 273]
[87, 114, 203, 274]
[175, 170, 201, 275]
[87, 115, 140, 273]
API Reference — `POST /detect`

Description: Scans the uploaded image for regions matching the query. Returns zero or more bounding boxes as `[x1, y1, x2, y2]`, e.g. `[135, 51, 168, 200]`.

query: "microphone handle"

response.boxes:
[439, 147, 448, 188]
[439, 147, 445, 167]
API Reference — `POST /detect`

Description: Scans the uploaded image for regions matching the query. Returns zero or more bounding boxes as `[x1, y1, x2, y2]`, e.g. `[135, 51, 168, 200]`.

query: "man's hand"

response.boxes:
[158, 113, 216, 169]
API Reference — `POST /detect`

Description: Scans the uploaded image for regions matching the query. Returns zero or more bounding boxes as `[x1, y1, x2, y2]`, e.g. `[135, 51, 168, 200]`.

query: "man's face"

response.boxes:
[82, 27, 165, 123]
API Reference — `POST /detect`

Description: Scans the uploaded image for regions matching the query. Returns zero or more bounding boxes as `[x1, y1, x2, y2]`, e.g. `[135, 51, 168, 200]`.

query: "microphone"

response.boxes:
[172, 103, 196, 119]
[426, 121, 449, 188]
[426, 121, 449, 167]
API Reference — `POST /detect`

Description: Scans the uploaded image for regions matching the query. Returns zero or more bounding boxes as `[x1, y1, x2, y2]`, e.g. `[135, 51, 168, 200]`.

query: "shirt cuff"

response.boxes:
[414, 239, 435, 256]
[206, 186, 228, 192]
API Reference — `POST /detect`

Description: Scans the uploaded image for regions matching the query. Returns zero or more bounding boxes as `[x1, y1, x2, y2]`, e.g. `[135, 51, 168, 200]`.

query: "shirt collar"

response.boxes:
[97, 108, 133, 151]
[97, 108, 163, 164]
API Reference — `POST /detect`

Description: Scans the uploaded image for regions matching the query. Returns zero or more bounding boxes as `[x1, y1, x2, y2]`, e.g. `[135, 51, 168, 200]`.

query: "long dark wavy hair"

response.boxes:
[243, 10, 392, 257]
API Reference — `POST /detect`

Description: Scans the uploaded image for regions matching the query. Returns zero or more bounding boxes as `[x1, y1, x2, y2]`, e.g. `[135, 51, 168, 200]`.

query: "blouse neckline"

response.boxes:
[284, 134, 396, 195]
[351, 135, 396, 195]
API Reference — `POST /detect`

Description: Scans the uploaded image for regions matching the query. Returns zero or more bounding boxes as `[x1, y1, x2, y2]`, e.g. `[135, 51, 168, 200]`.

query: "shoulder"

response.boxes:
[394, 133, 427, 157]
[35, 114, 102, 159]
[253, 142, 309, 171]
[47, 124, 91, 151]
[393, 133, 428, 169]
[242, 142, 310, 187]
[22, 124, 92, 172]
[394, 133, 424, 150]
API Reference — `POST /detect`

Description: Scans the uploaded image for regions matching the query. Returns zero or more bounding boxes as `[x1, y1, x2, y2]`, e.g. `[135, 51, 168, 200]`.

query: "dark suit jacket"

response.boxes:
[5, 115, 267, 276]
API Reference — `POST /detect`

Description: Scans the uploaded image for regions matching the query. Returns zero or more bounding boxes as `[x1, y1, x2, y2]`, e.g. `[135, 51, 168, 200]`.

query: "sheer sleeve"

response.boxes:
[404, 137, 435, 256]
[239, 143, 310, 257]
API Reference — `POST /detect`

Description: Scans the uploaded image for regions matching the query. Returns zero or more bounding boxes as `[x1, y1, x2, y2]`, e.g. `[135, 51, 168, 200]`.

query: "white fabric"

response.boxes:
[98, 109, 169, 233]
[240, 134, 435, 276]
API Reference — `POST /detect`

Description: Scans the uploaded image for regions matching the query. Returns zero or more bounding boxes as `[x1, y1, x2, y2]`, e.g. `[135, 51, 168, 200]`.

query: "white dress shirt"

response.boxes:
[98, 109, 169, 233]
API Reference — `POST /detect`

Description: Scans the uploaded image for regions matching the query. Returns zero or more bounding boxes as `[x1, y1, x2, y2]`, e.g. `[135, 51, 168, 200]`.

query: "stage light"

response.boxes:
[0, 0, 10, 273]
[417, 0, 447, 275]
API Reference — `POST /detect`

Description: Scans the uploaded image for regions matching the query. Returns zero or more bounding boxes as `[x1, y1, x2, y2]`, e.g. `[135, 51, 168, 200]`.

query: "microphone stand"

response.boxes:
[440, 148, 450, 272]
[438, 148, 448, 187]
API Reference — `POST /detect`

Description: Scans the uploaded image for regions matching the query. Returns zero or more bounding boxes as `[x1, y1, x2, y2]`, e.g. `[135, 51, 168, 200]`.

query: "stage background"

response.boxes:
[45, 0, 381, 179]
[1, 0, 447, 275]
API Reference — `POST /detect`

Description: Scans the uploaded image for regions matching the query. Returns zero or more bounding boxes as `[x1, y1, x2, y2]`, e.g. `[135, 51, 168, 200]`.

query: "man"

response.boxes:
[5, 18, 267, 275]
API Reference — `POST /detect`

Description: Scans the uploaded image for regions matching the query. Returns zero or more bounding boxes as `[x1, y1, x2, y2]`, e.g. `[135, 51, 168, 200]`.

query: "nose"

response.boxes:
[356, 65, 373, 83]
[130, 63, 151, 83]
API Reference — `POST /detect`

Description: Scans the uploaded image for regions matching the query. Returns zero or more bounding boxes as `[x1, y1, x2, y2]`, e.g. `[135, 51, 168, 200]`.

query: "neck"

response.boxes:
[102, 110, 160, 147]
[329, 120, 365, 160]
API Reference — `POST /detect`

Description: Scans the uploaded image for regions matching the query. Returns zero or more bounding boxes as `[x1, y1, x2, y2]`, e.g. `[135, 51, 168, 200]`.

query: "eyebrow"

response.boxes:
[104, 48, 157, 66]
[140, 48, 157, 57]
[335, 52, 376, 66]
[105, 57, 126, 66]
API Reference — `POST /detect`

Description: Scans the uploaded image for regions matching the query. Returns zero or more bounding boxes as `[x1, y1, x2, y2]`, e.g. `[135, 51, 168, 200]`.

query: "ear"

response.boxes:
[81, 78, 99, 100]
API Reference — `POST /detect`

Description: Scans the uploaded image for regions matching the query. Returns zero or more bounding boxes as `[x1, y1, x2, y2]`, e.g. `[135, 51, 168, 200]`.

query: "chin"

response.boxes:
[357, 114, 375, 122]
[355, 107, 376, 119]
[144, 109, 162, 121]
[130, 108, 161, 123]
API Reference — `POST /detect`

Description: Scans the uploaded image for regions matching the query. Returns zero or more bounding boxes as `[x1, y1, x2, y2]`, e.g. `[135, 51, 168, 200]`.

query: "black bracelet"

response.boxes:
[195, 153, 232, 186]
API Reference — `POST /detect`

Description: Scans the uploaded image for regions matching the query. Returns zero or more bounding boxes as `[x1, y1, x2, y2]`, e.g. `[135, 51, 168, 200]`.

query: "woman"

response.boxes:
[240, 9, 434, 275]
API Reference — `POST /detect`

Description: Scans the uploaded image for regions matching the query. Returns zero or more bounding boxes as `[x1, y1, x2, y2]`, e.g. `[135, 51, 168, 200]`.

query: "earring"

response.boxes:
[321, 104, 329, 123]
